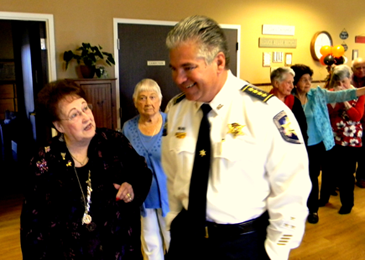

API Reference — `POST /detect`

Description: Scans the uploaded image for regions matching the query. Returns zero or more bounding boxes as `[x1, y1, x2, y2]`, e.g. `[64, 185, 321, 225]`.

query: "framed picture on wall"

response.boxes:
[262, 52, 271, 67]
[352, 50, 359, 60]
[0, 60, 15, 81]
[285, 53, 292, 66]
[272, 52, 283, 63]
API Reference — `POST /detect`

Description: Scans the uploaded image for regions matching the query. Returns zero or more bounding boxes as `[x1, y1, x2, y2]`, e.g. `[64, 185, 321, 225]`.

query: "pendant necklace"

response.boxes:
[70, 153, 88, 167]
[69, 149, 92, 225]
[73, 167, 93, 225]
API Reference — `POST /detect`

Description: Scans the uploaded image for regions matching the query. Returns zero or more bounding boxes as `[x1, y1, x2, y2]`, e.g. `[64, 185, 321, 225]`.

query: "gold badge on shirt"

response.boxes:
[175, 132, 186, 139]
[175, 126, 186, 139]
[227, 123, 245, 138]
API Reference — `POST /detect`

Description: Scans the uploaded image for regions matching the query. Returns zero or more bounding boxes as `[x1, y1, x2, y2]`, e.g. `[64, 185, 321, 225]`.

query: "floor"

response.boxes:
[1, 178, 365, 259]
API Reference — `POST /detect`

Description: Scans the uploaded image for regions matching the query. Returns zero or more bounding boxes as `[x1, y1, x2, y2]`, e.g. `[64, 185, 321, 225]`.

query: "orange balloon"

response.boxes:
[332, 45, 345, 58]
[319, 55, 326, 66]
[320, 45, 332, 56]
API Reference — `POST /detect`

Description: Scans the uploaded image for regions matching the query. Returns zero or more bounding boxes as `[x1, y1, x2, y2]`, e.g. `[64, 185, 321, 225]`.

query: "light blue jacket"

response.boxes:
[306, 86, 357, 151]
[122, 112, 169, 217]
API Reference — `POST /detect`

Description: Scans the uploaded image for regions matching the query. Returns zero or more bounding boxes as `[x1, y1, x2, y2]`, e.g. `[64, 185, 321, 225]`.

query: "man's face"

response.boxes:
[353, 60, 365, 79]
[169, 41, 223, 103]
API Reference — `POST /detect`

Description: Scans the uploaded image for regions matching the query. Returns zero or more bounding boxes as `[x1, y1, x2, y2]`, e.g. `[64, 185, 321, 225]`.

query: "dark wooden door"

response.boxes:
[117, 22, 238, 126]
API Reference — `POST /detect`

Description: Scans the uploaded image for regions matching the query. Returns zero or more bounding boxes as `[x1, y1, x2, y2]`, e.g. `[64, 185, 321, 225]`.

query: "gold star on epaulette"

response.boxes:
[199, 149, 207, 157]
[227, 123, 245, 138]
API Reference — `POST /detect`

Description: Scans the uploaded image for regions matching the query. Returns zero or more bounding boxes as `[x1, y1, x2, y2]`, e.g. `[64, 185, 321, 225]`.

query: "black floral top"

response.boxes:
[20, 128, 152, 259]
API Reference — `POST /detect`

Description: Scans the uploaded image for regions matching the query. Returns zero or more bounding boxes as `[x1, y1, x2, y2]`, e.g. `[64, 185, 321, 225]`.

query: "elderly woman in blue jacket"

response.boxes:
[291, 64, 365, 224]
[122, 78, 170, 260]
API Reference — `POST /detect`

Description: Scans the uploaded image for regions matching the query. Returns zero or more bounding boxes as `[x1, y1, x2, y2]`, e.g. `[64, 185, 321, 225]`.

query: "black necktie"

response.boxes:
[188, 103, 212, 237]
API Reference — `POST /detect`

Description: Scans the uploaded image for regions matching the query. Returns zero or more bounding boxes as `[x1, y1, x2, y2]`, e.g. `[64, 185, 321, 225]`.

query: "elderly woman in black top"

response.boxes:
[20, 80, 152, 259]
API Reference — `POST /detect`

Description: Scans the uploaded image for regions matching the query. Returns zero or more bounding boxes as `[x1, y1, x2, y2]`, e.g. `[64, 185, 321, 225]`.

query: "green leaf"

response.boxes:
[63, 42, 115, 70]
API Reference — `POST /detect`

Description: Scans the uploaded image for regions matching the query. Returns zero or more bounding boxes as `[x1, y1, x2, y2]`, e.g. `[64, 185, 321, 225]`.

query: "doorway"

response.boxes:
[0, 12, 56, 197]
[114, 19, 240, 127]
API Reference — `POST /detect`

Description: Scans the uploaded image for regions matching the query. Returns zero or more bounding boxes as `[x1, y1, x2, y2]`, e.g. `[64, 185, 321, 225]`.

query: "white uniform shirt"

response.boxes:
[162, 71, 311, 260]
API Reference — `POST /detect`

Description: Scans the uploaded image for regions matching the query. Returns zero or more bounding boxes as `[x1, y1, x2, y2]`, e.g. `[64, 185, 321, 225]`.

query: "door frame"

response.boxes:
[0, 11, 57, 82]
[113, 18, 241, 129]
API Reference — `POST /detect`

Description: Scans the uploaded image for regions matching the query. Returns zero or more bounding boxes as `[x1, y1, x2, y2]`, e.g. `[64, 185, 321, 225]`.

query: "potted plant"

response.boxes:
[63, 43, 115, 78]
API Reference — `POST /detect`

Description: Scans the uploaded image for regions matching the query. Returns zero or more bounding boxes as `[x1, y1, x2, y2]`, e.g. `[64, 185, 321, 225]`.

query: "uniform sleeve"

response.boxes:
[20, 152, 51, 259]
[264, 105, 311, 260]
[161, 111, 183, 230]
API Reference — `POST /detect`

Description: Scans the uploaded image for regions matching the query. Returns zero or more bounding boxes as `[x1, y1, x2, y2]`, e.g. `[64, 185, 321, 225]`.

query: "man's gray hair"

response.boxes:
[166, 15, 230, 69]
[270, 67, 295, 85]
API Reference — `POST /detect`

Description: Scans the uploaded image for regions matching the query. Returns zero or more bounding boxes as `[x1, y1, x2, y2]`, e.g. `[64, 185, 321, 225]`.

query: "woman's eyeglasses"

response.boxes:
[60, 104, 93, 122]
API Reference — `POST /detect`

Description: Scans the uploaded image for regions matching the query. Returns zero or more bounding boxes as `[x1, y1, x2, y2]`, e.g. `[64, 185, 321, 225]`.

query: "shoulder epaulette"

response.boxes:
[172, 93, 186, 106]
[241, 84, 273, 103]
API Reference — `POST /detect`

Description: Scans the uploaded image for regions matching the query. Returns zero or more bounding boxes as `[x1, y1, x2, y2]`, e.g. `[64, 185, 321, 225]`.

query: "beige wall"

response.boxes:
[1, 0, 365, 84]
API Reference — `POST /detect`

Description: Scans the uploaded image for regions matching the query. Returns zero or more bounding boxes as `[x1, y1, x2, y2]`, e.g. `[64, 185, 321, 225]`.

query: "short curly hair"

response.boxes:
[36, 80, 87, 127]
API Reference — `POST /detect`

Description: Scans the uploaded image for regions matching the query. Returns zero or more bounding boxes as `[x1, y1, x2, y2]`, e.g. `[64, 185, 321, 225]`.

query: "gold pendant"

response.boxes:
[82, 213, 92, 225]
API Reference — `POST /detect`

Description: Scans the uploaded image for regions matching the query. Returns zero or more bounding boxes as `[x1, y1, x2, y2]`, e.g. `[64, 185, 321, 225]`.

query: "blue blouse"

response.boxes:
[304, 86, 357, 150]
[122, 112, 169, 217]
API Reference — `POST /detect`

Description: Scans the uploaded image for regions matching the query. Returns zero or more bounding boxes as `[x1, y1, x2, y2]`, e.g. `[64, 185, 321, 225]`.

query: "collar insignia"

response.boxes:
[227, 123, 245, 138]
[45, 146, 50, 153]
[217, 104, 224, 110]
[66, 160, 72, 167]
[61, 152, 66, 160]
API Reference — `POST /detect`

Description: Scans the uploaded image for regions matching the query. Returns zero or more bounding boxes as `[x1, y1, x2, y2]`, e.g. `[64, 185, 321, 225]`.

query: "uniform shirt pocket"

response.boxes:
[169, 136, 196, 154]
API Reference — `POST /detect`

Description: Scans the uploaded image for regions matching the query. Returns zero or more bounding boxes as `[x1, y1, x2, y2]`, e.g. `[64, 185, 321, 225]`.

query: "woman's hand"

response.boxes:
[343, 101, 352, 110]
[113, 182, 134, 203]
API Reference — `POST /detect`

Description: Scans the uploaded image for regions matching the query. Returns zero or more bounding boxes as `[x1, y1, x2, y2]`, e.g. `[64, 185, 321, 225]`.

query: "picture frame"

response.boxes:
[352, 49, 359, 60]
[272, 52, 283, 63]
[262, 52, 271, 67]
[0, 60, 16, 81]
[285, 53, 292, 66]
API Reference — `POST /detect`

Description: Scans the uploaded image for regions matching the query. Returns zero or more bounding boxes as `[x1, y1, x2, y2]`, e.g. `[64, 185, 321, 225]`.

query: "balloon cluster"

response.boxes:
[319, 45, 345, 66]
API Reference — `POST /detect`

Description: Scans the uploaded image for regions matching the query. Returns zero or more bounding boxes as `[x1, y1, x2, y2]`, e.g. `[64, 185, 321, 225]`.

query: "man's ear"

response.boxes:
[53, 121, 64, 133]
[216, 52, 226, 73]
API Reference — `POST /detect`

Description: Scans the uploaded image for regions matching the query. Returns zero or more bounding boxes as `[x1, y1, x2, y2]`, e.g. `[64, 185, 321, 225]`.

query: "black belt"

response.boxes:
[204, 211, 269, 239]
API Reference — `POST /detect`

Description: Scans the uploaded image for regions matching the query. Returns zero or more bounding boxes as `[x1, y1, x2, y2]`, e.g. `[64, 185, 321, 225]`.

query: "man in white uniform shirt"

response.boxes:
[162, 15, 311, 260]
